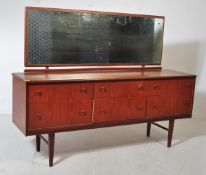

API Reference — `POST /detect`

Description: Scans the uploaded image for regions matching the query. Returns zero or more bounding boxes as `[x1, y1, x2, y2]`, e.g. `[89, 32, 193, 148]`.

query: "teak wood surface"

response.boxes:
[13, 69, 195, 83]
[12, 68, 196, 136]
[12, 68, 196, 167]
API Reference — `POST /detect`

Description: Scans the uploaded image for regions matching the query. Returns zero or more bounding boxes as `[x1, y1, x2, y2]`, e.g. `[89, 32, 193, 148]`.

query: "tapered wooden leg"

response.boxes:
[167, 119, 175, 147]
[36, 135, 41, 152]
[147, 122, 151, 137]
[48, 133, 55, 167]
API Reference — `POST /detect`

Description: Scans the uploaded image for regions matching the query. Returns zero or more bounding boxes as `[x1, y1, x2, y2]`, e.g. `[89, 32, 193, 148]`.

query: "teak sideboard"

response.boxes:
[12, 68, 196, 166]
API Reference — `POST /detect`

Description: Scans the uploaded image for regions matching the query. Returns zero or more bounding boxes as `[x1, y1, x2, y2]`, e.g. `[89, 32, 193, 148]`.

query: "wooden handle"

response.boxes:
[80, 110, 87, 116]
[184, 83, 191, 88]
[99, 108, 106, 114]
[100, 86, 107, 93]
[80, 88, 88, 94]
[137, 85, 144, 90]
[35, 113, 42, 120]
[35, 91, 43, 96]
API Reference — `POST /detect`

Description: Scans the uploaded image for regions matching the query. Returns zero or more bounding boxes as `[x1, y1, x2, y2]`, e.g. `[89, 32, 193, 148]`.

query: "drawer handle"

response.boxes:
[35, 91, 43, 96]
[35, 113, 42, 120]
[137, 85, 144, 90]
[99, 108, 106, 114]
[184, 83, 191, 88]
[80, 88, 88, 94]
[80, 110, 87, 116]
[153, 85, 160, 90]
[100, 86, 107, 93]
[136, 106, 143, 111]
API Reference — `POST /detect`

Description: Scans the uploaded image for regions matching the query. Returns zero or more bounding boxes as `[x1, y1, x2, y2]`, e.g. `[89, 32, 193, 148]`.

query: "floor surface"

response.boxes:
[0, 115, 206, 175]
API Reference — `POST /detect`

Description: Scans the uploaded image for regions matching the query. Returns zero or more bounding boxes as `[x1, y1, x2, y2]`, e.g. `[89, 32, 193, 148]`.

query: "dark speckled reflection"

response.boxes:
[27, 9, 164, 65]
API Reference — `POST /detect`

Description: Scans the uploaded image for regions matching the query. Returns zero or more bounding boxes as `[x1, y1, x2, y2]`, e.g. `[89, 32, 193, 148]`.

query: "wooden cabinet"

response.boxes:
[12, 69, 196, 167]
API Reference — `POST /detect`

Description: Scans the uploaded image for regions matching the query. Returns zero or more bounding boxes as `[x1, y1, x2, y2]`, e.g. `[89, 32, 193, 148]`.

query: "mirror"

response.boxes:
[26, 8, 164, 66]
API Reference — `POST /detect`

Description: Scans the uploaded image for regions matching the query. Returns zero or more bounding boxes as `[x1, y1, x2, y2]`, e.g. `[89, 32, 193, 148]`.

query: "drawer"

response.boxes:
[29, 103, 51, 129]
[94, 81, 147, 99]
[148, 80, 168, 95]
[147, 95, 172, 117]
[28, 99, 93, 129]
[176, 79, 194, 94]
[69, 100, 92, 125]
[29, 83, 92, 104]
[128, 97, 146, 118]
[28, 102, 69, 129]
[71, 83, 92, 99]
[175, 94, 193, 115]
[93, 97, 146, 123]
[29, 85, 51, 103]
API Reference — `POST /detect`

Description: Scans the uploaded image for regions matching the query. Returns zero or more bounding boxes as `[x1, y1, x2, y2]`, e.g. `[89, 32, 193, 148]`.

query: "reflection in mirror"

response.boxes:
[27, 9, 164, 66]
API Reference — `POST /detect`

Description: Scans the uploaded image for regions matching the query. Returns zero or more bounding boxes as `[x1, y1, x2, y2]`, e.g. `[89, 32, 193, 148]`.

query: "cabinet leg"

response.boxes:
[36, 135, 41, 152]
[147, 122, 151, 137]
[167, 119, 175, 147]
[48, 133, 55, 167]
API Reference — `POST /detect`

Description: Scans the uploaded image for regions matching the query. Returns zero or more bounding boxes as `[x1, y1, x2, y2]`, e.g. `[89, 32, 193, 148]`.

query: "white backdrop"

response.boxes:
[0, 0, 206, 117]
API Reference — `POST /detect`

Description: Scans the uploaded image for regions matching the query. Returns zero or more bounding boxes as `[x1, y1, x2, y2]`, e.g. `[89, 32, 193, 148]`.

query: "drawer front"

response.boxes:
[175, 94, 193, 115]
[29, 83, 92, 104]
[69, 100, 92, 125]
[71, 83, 92, 99]
[93, 97, 146, 123]
[94, 81, 147, 99]
[29, 99, 93, 129]
[176, 79, 195, 94]
[148, 80, 168, 95]
[29, 102, 69, 129]
[128, 97, 146, 118]
[147, 95, 173, 117]
[29, 85, 51, 103]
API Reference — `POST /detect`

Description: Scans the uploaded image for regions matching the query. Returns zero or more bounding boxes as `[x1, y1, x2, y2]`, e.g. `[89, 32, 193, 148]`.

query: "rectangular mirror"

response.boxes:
[26, 7, 164, 66]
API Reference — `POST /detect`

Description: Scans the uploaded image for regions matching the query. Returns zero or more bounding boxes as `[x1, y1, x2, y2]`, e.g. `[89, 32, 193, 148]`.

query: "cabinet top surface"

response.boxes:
[12, 69, 196, 83]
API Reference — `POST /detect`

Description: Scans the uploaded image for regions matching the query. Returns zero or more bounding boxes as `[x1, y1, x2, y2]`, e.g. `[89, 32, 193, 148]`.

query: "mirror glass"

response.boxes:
[27, 9, 164, 66]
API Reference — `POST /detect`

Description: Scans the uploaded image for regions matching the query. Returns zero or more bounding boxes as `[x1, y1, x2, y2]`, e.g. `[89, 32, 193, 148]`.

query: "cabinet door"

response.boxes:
[93, 97, 146, 123]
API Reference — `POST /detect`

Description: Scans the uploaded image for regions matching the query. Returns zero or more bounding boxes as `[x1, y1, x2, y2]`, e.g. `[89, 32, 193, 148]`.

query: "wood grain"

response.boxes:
[12, 76, 27, 135]
[13, 69, 196, 83]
